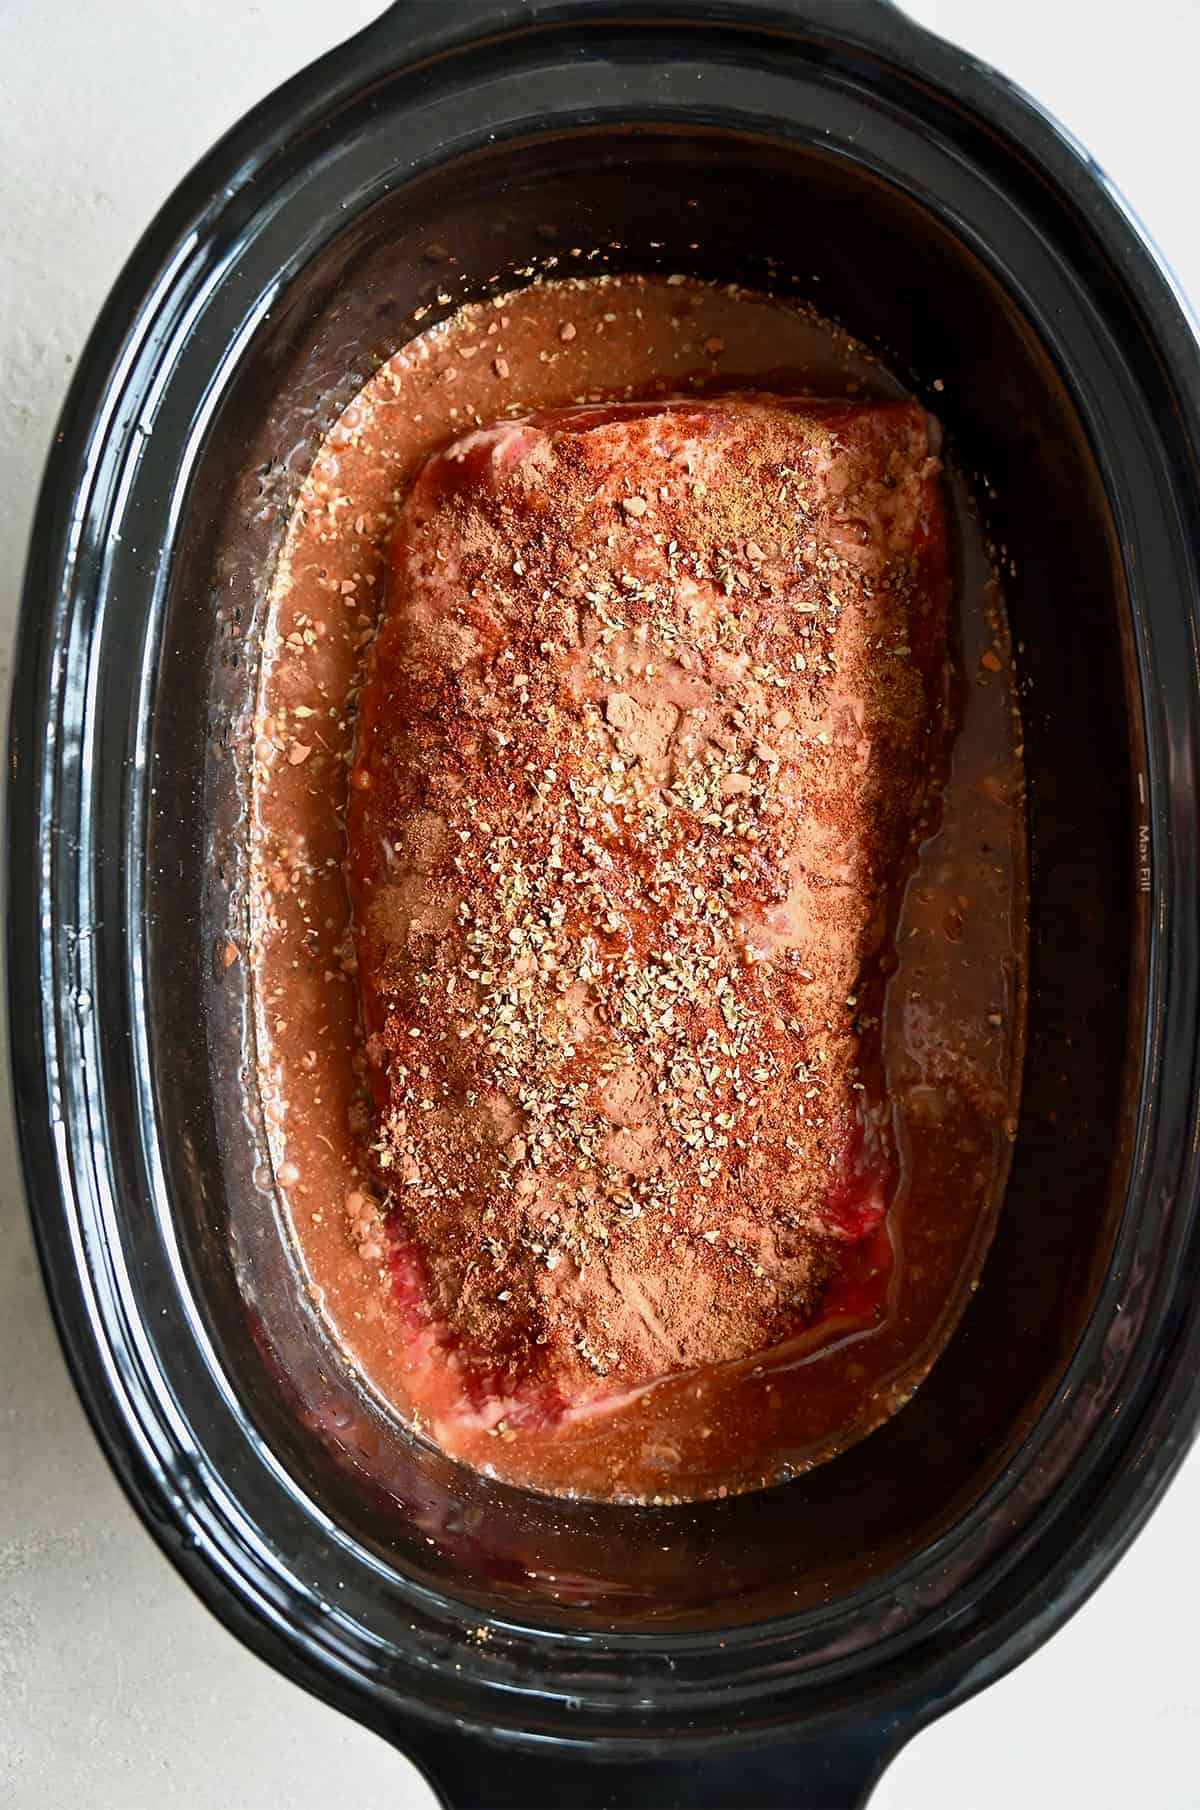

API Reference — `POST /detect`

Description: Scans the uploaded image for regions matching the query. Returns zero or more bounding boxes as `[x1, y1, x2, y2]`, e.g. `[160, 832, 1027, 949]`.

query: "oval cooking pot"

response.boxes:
[10, 2, 1200, 1805]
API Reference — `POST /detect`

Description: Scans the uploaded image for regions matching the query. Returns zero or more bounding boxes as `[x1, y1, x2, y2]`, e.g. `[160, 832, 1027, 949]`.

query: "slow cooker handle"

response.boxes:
[409, 1726, 895, 1809]
[365, 0, 911, 40]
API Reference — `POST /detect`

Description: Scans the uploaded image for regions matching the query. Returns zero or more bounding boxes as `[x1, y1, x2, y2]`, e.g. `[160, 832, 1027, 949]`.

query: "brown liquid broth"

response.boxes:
[248, 274, 1026, 1502]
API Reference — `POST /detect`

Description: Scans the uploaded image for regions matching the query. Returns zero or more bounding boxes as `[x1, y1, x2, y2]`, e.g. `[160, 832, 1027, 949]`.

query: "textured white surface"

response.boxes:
[1, 4, 1198, 1806]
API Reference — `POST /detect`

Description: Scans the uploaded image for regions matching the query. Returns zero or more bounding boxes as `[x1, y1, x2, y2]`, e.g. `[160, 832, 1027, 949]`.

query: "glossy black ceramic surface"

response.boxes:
[11, 4, 1200, 1806]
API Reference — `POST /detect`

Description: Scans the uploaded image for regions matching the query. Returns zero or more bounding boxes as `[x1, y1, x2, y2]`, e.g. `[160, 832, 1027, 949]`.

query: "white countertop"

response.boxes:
[2, 4, 1197, 1805]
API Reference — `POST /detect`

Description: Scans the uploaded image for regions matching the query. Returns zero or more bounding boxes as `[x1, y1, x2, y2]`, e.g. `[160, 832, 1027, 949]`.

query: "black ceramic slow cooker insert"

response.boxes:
[11, 4, 1200, 1805]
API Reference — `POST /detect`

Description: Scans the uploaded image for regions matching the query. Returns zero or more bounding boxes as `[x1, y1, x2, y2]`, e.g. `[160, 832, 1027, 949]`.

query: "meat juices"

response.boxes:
[250, 273, 1026, 1502]
[349, 399, 947, 1427]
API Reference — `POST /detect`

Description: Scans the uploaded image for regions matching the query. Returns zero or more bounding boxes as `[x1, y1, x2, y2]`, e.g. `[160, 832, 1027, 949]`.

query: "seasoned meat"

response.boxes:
[347, 396, 949, 1427]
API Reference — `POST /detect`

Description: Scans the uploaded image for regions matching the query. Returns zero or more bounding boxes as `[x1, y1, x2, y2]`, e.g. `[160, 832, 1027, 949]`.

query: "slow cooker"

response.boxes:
[11, 3, 1200, 1804]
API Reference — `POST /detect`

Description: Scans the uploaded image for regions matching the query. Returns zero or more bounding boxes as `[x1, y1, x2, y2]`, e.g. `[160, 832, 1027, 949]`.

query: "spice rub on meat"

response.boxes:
[347, 396, 949, 1427]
